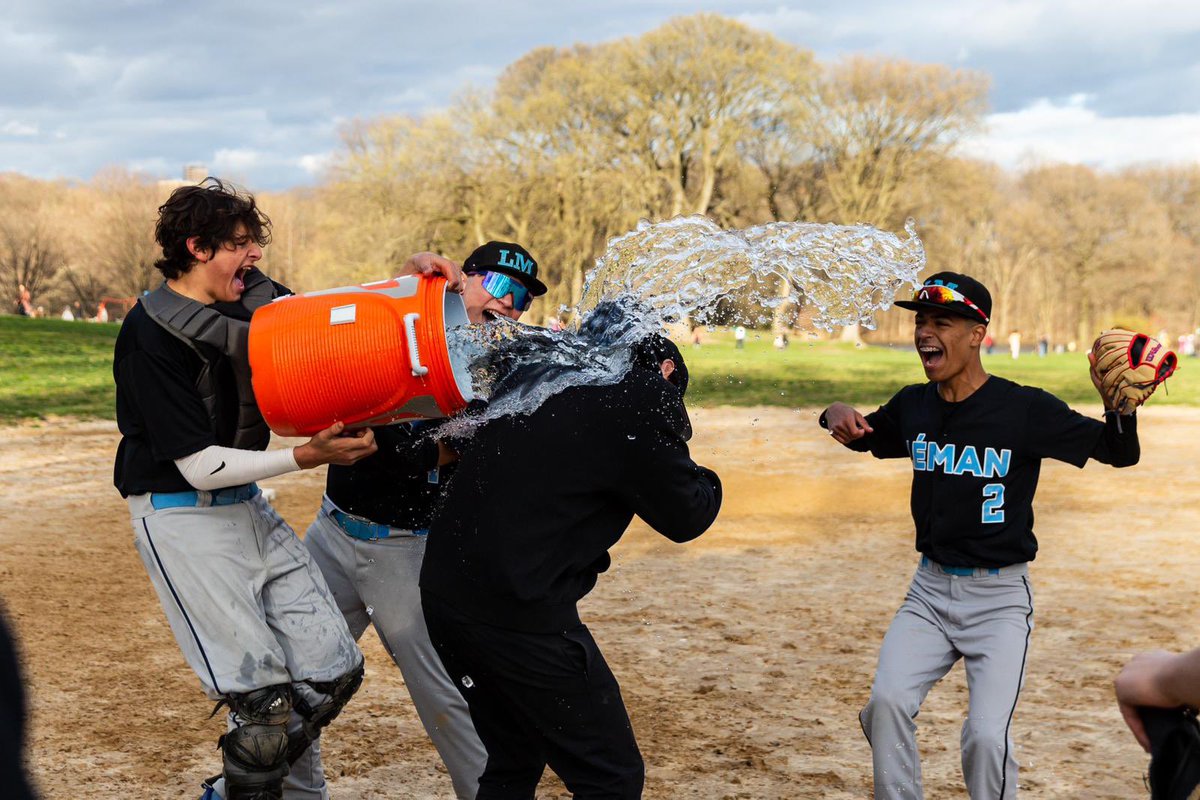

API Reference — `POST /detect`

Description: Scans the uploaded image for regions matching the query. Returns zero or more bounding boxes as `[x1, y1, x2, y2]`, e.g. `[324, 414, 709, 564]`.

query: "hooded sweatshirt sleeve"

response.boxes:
[615, 375, 722, 543]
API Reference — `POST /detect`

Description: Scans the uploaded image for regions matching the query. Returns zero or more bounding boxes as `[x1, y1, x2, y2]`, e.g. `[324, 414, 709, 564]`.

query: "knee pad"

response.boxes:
[286, 660, 365, 764]
[220, 684, 292, 800]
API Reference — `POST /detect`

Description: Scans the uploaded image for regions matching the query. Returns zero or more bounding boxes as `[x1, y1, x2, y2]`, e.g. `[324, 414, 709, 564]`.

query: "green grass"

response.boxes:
[683, 331, 1200, 410]
[1, 316, 1196, 425]
[0, 316, 120, 421]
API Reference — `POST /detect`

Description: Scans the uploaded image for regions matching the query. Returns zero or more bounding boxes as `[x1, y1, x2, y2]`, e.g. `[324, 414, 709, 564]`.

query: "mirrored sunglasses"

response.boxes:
[913, 284, 989, 322]
[470, 270, 534, 312]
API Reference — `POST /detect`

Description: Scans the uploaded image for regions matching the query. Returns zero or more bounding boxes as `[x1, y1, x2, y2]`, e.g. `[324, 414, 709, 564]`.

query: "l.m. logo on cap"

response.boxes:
[498, 249, 535, 273]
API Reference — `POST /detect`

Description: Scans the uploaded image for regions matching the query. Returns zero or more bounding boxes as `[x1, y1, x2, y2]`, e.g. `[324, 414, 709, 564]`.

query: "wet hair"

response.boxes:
[153, 177, 271, 280]
[631, 334, 689, 396]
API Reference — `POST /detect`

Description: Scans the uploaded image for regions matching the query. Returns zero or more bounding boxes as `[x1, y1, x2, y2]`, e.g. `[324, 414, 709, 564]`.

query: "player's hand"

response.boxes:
[398, 252, 464, 293]
[294, 422, 378, 468]
[1115, 650, 1180, 752]
[436, 440, 459, 467]
[824, 402, 874, 444]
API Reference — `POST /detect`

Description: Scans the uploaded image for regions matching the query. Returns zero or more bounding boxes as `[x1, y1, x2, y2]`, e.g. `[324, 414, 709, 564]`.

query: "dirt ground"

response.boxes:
[2, 405, 1198, 799]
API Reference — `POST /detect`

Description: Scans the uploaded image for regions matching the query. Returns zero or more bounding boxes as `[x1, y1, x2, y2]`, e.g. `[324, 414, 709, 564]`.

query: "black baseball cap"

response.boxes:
[895, 271, 992, 324]
[462, 241, 548, 296]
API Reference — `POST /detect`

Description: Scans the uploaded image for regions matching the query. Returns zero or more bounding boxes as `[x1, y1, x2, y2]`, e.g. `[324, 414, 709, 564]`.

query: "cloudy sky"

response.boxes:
[2, 0, 1198, 189]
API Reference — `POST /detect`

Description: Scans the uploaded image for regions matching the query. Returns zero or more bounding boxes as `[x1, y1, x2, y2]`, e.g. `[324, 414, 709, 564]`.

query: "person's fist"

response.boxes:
[295, 421, 378, 468]
[399, 252, 464, 293]
[824, 402, 874, 444]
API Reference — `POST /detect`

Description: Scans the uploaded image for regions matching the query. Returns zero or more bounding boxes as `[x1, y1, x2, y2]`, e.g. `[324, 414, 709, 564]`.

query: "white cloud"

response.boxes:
[963, 95, 1200, 169]
[0, 120, 38, 137]
[212, 148, 262, 173]
[297, 152, 333, 176]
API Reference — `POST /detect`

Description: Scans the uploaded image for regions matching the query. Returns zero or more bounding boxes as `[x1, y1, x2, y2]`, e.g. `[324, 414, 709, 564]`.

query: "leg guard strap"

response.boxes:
[287, 660, 365, 764]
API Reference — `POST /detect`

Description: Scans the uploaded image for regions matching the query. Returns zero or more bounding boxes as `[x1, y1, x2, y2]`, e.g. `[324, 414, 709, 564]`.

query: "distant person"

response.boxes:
[982, 333, 994, 355]
[421, 335, 722, 799]
[820, 272, 1140, 799]
[0, 609, 37, 799]
[1037, 334, 1049, 357]
[14, 285, 33, 316]
[60, 306, 74, 321]
[1008, 329, 1021, 359]
[691, 325, 703, 348]
[96, 301, 109, 323]
[734, 325, 746, 349]
[774, 331, 789, 350]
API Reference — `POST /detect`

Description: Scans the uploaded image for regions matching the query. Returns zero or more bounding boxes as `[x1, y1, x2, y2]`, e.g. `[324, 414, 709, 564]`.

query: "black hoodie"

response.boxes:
[420, 366, 722, 633]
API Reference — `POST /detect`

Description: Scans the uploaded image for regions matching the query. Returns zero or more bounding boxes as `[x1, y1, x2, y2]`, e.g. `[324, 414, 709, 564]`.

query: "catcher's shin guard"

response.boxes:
[220, 684, 292, 800]
[286, 660, 365, 764]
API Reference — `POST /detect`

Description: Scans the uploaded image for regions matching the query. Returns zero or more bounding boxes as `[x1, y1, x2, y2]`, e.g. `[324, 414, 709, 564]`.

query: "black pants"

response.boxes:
[423, 594, 644, 799]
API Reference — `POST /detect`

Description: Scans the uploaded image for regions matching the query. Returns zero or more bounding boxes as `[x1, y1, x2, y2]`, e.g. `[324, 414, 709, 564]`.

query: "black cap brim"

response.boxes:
[468, 265, 548, 296]
[894, 299, 988, 323]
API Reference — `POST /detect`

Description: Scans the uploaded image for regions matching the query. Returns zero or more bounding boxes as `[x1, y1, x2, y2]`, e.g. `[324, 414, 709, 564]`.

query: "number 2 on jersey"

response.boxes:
[981, 483, 1006, 524]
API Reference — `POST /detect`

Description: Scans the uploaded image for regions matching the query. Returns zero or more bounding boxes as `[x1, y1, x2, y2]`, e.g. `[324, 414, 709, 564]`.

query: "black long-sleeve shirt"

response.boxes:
[843, 376, 1139, 567]
[325, 421, 449, 530]
[420, 367, 722, 632]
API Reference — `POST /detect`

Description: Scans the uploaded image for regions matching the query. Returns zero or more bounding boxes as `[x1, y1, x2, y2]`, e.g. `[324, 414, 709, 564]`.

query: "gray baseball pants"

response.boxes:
[291, 496, 487, 799]
[860, 558, 1034, 799]
[128, 489, 363, 800]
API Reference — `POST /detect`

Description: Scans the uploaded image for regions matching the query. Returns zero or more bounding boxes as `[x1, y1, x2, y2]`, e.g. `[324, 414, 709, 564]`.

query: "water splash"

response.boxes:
[444, 215, 924, 431]
[578, 215, 925, 333]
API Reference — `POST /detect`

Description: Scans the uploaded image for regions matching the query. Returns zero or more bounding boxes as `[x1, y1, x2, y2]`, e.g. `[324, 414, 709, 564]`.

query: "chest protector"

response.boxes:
[141, 269, 281, 451]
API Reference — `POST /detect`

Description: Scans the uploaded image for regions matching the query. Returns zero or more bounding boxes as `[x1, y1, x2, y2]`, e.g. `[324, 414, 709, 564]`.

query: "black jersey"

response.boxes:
[325, 420, 451, 530]
[849, 376, 1138, 567]
[112, 302, 239, 497]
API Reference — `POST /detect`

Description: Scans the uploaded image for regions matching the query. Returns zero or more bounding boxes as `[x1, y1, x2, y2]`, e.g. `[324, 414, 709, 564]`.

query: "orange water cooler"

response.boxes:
[248, 276, 475, 436]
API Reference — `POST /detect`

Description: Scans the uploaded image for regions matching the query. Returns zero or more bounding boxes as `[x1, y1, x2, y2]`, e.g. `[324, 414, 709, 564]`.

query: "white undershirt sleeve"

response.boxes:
[174, 444, 300, 491]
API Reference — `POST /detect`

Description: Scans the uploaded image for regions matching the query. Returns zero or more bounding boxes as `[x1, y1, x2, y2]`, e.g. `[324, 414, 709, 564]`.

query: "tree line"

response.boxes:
[3, 13, 1197, 346]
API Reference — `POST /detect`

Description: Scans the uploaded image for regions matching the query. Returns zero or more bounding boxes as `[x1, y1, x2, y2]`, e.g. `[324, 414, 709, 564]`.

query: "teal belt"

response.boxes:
[330, 509, 428, 541]
[150, 483, 260, 510]
[921, 556, 1000, 576]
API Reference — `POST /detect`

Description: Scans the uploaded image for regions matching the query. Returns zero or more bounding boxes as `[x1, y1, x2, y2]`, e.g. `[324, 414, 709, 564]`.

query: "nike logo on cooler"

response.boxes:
[209, 462, 227, 475]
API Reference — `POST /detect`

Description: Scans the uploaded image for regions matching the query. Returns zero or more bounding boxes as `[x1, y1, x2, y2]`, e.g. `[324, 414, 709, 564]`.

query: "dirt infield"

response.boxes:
[3, 406, 1198, 798]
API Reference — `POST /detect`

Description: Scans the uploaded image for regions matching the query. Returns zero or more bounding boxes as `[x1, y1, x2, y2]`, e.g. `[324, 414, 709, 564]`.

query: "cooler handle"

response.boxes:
[403, 312, 430, 377]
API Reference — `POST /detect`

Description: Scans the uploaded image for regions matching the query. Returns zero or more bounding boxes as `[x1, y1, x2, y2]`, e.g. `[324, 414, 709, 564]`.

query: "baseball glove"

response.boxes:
[1140, 706, 1200, 800]
[1089, 329, 1178, 415]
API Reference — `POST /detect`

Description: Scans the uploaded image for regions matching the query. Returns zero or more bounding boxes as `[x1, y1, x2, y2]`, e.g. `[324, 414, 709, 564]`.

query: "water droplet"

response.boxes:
[627, 434, 637, 440]
[365, 605, 374, 616]
[461, 675, 475, 689]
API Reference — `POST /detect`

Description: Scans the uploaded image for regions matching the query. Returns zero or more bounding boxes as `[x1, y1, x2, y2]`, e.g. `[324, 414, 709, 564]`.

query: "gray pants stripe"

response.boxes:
[140, 518, 222, 695]
[1000, 575, 1034, 799]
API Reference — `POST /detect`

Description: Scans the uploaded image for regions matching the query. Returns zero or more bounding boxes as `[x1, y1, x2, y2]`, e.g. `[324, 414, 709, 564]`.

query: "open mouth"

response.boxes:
[919, 344, 945, 370]
[232, 267, 249, 294]
[482, 310, 498, 322]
